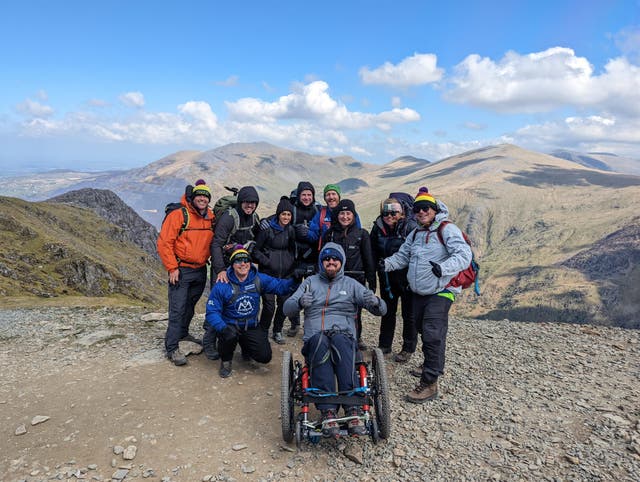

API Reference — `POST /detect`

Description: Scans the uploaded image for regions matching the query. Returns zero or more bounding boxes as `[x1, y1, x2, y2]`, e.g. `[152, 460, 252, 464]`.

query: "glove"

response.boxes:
[293, 266, 312, 281]
[299, 286, 313, 308]
[295, 223, 309, 239]
[363, 289, 379, 307]
[259, 218, 270, 231]
[430, 261, 442, 278]
[377, 258, 386, 272]
[220, 325, 237, 343]
[243, 240, 256, 254]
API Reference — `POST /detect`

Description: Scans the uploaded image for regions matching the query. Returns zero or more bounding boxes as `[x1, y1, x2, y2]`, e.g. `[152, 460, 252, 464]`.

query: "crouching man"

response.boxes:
[205, 246, 297, 378]
[284, 242, 387, 437]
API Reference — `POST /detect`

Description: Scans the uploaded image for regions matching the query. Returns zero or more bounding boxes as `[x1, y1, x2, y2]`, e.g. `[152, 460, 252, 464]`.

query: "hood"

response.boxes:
[317, 242, 346, 278]
[434, 199, 450, 225]
[237, 186, 260, 206]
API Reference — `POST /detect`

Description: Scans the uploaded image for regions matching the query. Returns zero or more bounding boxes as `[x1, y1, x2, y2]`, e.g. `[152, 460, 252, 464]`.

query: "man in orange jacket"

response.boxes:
[157, 182, 215, 366]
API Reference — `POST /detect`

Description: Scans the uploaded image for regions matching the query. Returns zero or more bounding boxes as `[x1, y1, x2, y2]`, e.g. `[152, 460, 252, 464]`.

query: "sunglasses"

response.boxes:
[382, 210, 400, 217]
[413, 206, 433, 214]
[233, 258, 250, 264]
[322, 256, 341, 262]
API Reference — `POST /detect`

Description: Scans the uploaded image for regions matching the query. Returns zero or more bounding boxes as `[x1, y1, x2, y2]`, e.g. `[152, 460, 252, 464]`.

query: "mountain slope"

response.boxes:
[0, 195, 165, 305]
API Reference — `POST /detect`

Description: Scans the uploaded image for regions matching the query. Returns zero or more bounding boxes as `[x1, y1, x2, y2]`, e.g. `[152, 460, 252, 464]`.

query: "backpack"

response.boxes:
[213, 186, 239, 220]
[436, 221, 480, 295]
[409, 220, 480, 295]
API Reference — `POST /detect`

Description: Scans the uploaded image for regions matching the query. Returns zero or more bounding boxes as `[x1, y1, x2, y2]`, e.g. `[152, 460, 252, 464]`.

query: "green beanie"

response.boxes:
[323, 183, 341, 197]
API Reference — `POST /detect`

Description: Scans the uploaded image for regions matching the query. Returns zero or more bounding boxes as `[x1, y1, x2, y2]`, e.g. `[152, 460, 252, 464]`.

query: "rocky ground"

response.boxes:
[1, 306, 639, 482]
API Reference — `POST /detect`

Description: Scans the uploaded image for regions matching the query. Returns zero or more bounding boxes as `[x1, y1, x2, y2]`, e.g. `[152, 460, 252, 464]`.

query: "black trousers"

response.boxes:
[412, 293, 452, 384]
[164, 266, 207, 355]
[218, 324, 272, 363]
[259, 293, 291, 334]
[378, 284, 416, 352]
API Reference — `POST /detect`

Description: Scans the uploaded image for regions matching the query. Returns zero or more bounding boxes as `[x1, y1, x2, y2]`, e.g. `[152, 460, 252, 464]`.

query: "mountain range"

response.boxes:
[1, 142, 638, 328]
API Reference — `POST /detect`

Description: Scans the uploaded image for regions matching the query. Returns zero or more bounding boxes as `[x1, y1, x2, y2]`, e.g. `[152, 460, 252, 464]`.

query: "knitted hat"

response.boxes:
[229, 244, 251, 263]
[276, 196, 294, 216]
[335, 199, 356, 216]
[413, 186, 437, 210]
[237, 186, 259, 205]
[191, 184, 212, 200]
[323, 183, 341, 197]
[320, 246, 344, 264]
[194, 179, 206, 186]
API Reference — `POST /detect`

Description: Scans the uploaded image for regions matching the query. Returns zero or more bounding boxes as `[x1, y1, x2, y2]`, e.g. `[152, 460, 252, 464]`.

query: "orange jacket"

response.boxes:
[157, 195, 215, 271]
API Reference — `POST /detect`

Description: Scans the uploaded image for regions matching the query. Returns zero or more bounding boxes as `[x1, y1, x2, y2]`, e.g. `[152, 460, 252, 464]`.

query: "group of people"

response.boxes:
[156, 178, 472, 411]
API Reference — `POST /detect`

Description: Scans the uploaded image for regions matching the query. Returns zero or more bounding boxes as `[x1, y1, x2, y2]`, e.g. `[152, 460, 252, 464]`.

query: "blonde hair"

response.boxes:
[380, 198, 404, 218]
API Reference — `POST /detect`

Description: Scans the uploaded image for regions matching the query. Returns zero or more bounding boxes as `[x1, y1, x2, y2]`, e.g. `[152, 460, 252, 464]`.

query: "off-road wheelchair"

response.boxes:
[280, 347, 391, 446]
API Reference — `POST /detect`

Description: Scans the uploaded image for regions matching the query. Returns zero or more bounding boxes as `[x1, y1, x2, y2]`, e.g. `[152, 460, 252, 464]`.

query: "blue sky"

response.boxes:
[1, 0, 639, 173]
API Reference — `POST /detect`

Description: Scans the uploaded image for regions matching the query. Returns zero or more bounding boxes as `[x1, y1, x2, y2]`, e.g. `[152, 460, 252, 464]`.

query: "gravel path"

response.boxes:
[1, 307, 639, 481]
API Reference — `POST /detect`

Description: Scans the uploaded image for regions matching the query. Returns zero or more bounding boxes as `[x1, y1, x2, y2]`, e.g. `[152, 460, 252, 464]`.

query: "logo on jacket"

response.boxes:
[236, 295, 254, 316]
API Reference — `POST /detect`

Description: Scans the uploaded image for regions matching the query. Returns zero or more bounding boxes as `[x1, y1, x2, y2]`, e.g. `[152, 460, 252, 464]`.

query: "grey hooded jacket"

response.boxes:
[383, 200, 472, 296]
[283, 242, 387, 342]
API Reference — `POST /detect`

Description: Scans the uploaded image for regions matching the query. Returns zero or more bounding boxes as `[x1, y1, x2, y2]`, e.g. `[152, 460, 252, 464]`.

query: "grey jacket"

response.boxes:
[283, 242, 387, 342]
[383, 201, 472, 296]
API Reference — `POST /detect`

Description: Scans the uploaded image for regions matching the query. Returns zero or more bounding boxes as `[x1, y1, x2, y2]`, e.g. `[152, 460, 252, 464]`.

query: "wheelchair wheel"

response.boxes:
[369, 416, 380, 444]
[281, 351, 295, 443]
[371, 348, 391, 439]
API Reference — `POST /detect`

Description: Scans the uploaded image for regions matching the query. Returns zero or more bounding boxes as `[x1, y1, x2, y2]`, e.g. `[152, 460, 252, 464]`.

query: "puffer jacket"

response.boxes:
[370, 214, 418, 291]
[205, 264, 296, 332]
[157, 194, 214, 271]
[283, 243, 387, 342]
[383, 201, 472, 296]
[253, 217, 296, 278]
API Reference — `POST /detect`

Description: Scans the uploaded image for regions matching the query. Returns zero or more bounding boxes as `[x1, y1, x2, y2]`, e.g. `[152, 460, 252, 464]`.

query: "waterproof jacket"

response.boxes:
[157, 194, 215, 272]
[306, 206, 362, 244]
[383, 201, 472, 296]
[284, 243, 387, 342]
[205, 264, 296, 332]
[370, 214, 418, 292]
[253, 217, 296, 278]
[210, 186, 260, 274]
[322, 221, 376, 292]
[292, 181, 320, 263]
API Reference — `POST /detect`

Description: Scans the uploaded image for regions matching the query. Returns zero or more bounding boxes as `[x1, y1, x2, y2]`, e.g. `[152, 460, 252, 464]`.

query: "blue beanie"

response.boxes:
[320, 247, 344, 264]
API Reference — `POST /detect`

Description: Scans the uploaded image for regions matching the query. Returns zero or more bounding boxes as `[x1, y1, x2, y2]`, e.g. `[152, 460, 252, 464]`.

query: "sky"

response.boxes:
[1, 0, 639, 174]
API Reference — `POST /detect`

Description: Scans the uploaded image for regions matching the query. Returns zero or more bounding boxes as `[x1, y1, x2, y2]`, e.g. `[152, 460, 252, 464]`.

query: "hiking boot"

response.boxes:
[394, 350, 413, 363]
[180, 334, 203, 345]
[286, 325, 299, 337]
[272, 332, 285, 345]
[406, 380, 438, 404]
[169, 349, 187, 366]
[219, 360, 232, 378]
[203, 343, 220, 360]
[320, 410, 340, 438]
[346, 407, 367, 436]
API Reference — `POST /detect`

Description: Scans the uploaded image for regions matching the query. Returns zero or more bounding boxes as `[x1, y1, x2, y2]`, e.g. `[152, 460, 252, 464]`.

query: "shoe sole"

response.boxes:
[405, 392, 438, 404]
[172, 359, 187, 366]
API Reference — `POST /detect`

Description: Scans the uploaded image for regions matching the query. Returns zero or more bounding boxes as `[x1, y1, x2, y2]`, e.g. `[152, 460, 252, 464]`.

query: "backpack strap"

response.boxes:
[179, 207, 189, 235]
[436, 220, 450, 246]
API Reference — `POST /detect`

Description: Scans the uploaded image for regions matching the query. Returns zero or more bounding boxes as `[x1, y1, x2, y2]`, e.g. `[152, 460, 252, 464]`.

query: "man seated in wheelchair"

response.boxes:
[284, 242, 387, 437]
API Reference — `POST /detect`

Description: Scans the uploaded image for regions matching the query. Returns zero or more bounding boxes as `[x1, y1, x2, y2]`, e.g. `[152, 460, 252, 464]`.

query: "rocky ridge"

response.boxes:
[1, 307, 638, 481]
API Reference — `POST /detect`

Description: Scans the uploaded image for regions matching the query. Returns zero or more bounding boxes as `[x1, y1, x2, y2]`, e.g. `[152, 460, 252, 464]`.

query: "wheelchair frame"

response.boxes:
[281, 347, 391, 446]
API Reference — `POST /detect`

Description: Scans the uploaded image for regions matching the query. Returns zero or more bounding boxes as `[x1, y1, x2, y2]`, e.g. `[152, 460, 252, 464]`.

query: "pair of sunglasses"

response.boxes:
[382, 210, 400, 217]
[233, 258, 250, 264]
[322, 256, 341, 262]
[413, 205, 433, 214]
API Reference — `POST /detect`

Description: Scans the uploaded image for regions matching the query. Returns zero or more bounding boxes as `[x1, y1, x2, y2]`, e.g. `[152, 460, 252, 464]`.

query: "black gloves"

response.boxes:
[220, 325, 238, 343]
[429, 261, 442, 278]
[259, 218, 270, 231]
[295, 223, 309, 239]
[293, 265, 314, 281]
[377, 258, 386, 272]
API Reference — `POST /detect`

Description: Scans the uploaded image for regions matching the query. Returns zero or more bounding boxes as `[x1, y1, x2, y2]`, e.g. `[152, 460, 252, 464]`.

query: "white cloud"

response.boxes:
[119, 91, 145, 108]
[512, 114, 640, 157]
[215, 75, 239, 87]
[226, 80, 419, 129]
[16, 98, 54, 118]
[359, 53, 444, 87]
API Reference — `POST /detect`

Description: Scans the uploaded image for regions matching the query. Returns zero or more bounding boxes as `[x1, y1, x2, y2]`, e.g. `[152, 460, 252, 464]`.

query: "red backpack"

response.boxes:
[436, 221, 480, 294]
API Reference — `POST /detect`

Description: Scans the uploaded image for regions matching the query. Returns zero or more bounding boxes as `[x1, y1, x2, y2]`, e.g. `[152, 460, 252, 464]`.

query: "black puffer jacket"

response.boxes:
[292, 181, 319, 263]
[370, 215, 417, 291]
[253, 217, 296, 278]
[322, 221, 376, 292]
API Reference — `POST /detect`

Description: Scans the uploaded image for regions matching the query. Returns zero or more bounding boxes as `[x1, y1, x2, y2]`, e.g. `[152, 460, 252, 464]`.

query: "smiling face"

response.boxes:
[232, 257, 251, 280]
[337, 210, 354, 227]
[415, 205, 437, 226]
[324, 190, 340, 208]
[278, 211, 292, 226]
[192, 195, 210, 212]
[241, 201, 257, 215]
[299, 189, 313, 207]
[321, 256, 342, 278]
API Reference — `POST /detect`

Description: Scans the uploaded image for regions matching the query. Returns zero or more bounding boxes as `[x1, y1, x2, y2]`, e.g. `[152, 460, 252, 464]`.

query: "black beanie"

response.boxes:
[296, 181, 315, 198]
[237, 186, 259, 205]
[335, 199, 357, 217]
[276, 196, 294, 216]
